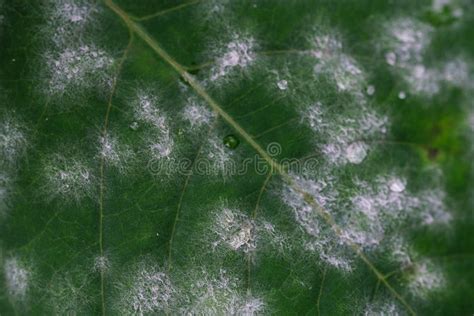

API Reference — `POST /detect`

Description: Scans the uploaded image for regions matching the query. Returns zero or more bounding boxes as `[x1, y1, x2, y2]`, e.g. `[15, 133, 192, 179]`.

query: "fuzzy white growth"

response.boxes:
[363, 300, 400, 316]
[4, 257, 30, 302]
[93, 255, 110, 273]
[98, 133, 133, 172]
[277, 79, 288, 91]
[121, 264, 176, 315]
[408, 259, 445, 298]
[182, 98, 215, 128]
[181, 269, 265, 315]
[43, 155, 95, 203]
[0, 115, 28, 167]
[366, 85, 375, 96]
[133, 91, 175, 161]
[46, 45, 114, 95]
[213, 207, 256, 253]
[282, 175, 352, 271]
[203, 135, 235, 176]
[210, 35, 256, 81]
[398, 91, 406, 99]
[345, 142, 368, 164]
[310, 34, 366, 95]
[419, 189, 452, 225]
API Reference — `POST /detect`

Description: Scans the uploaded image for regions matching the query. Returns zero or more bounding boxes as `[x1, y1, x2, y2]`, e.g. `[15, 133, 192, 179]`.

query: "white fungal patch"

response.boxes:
[0, 114, 28, 167]
[132, 90, 176, 162]
[408, 259, 445, 298]
[98, 133, 133, 172]
[363, 300, 400, 316]
[210, 35, 256, 81]
[0, 172, 10, 217]
[180, 269, 265, 315]
[182, 98, 215, 128]
[366, 85, 375, 96]
[418, 189, 452, 226]
[212, 207, 256, 253]
[277, 79, 288, 91]
[42, 155, 95, 203]
[4, 257, 30, 302]
[203, 134, 235, 176]
[282, 174, 352, 271]
[345, 142, 368, 164]
[93, 255, 110, 273]
[119, 263, 176, 315]
[310, 33, 366, 95]
[45, 45, 114, 96]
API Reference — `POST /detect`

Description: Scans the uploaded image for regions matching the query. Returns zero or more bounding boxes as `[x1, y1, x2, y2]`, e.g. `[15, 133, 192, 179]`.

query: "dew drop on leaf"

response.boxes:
[223, 134, 240, 149]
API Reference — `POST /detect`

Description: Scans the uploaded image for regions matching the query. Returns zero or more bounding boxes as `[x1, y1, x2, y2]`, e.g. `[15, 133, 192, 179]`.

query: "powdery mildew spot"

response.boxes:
[42, 155, 95, 203]
[380, 18, 471, 97]
[93, 255, 110, 273]
[0, 114, 28, 167]
[119, 263, 176, 315]
[210, 202, 288, 256]
[182, 98, 215, 129]
[310, 33, 366, 96]
[408, 259, 445, 298]
[202, 134, 236, 177]
[132, 90, 176, 162]
[210, 35, 256, 82]
[179, 268, 265, 315]
[0, 172, 9, 216]
[4, 257, 30, 302]
[45, 45, 114, 96]
[302, 103, 388, 166]
[98, 133, 133, 173]
[282, 174, 353, 271]
[363, 300, 400, 316]
[212, 207, 256, 253]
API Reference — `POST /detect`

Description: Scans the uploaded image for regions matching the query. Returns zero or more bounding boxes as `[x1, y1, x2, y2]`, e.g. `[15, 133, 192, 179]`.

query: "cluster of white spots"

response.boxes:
[46, 45, 114, 96]
[42, 155, 95, 203]
[210, 203, 288, 256]
[133, 91, 175, 161]
[98, 133, 133, 172]
[210, 35, 256, 82]
[93, 255, 110, 273]
[310, 34, 366, 95]
[41, 0, 114, 98]
[408, 259, 445, 298]
[0, 114, 28, 167]
[282, 175, 352, 271]
[277, 79, 289, 91]
[212, 207, 256, 253]
[182, 98, 215, 129]
[180, 269, 265, 315]
[381, 18, 471, 96]
[303, 103, 388, 165]
[431, 0, 463, 18]
[4, 257, 30, 302]
[363, 300, 400, 316]
[122, 265, 176, 315]
[203, 135, 236, 176]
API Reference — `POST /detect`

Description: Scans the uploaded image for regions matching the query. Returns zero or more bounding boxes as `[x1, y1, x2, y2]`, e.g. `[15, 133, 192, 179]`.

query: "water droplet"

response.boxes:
[345, 142, 368, 164]
[223, 134, 240, 149]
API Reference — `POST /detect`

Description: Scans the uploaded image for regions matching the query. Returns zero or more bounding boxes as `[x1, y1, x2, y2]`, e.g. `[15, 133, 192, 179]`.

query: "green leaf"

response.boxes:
[1, 0, 473, 315]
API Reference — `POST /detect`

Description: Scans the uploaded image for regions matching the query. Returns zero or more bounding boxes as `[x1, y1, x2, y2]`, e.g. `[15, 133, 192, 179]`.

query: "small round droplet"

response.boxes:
[223, 134, 240, 149]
